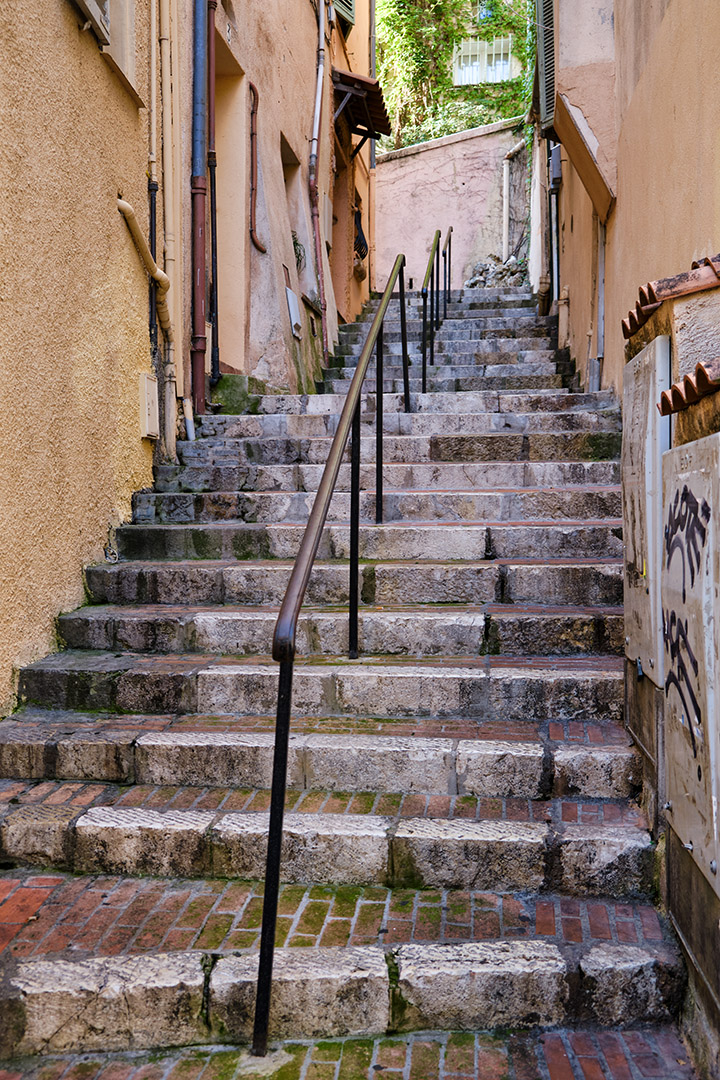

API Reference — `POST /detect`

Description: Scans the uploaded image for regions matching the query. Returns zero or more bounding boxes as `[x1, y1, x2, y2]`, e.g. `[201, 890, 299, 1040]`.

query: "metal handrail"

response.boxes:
[251, 252, 411, 1057]
[442, 225, 453, 320]
[421, 229, 441, 393]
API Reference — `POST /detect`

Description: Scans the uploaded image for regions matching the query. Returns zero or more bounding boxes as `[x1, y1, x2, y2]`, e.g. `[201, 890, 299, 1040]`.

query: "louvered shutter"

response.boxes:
[72, 0, 111, 44]
[335, 0, 355, 27]
[537, 0, 555, 133]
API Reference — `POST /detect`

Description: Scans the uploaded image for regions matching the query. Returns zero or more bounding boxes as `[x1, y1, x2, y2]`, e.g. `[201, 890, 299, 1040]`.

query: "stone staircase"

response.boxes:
[0, 288, 696, 1079]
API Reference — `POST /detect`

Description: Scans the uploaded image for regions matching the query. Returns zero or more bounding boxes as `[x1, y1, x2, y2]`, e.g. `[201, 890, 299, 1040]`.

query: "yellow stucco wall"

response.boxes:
[0, 1, 156, 713]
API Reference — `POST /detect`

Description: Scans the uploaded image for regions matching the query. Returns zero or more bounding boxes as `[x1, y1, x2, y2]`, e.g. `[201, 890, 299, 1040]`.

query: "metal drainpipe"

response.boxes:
[191, 0, 208, 415]
[309, 0, 329, 367]
[207, 0, 220, 387]
[249, 83, 267, 253]
[149, 0, 159, 362]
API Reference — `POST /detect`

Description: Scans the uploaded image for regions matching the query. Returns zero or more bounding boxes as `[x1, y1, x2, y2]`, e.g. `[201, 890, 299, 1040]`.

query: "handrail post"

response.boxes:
[375, 322, 384, 524]
[422, 290, 428, 394]
[443, 249, 448, 321]
[449, 231, 452, 300]
[429, 273, 435, 369]
[435, 245, 441, 330]
[399, 261, 411, 413]
[252, 657, 294, 1056]
[349, 401, 361, 659]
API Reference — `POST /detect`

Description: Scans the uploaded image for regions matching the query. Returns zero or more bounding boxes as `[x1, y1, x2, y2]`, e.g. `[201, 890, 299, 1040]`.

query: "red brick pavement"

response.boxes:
[0, 872, 666, 960]
[0, 1028, 698, 1078]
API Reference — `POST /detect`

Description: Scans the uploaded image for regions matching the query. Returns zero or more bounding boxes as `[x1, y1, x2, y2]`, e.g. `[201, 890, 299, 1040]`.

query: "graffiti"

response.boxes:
[665, 484, 711, 601]
[663, 608, 702, 756]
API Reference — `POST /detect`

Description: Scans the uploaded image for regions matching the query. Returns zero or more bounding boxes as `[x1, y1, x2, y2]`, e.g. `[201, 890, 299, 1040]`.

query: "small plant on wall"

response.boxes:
[292, 231, 306, 274]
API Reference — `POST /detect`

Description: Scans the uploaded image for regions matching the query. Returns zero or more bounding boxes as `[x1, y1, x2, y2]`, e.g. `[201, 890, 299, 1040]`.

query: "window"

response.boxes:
[70, 0, 141, 104]
[536, 0, 556, 132]
[452, 35, 518, 86]
[71, 0, 110, 44]
[334, 0, 355, 28]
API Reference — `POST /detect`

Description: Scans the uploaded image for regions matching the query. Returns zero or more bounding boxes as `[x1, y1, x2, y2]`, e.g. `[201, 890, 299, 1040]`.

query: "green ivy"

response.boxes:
[377, 0, 533, 150]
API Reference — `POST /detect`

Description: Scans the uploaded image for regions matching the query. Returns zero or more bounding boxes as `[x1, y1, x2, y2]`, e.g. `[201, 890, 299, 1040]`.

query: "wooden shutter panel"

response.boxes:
[537, 0, 555, 132]
[334, 0, 355, 27]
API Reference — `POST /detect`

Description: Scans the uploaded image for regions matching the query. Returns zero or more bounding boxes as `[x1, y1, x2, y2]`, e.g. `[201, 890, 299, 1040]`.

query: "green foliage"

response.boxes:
[377, 0, 533, 150]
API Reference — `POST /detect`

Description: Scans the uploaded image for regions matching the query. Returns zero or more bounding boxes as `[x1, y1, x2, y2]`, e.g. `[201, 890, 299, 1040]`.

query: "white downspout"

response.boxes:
[503, 139, 525, 262]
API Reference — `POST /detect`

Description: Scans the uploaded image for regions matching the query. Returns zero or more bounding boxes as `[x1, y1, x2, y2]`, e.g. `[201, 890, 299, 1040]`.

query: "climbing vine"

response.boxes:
[377, 0, 534, 150]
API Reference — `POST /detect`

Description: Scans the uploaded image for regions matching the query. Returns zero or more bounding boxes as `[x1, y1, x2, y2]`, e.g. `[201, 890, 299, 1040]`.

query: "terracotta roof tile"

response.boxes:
[657, 359, 720, 416]
[623, 255, 720, 339]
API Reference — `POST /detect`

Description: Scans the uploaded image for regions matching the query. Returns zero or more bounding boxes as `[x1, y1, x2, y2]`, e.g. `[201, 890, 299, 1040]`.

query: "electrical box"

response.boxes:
[622, 336, 671, 687]
[140, 373, 159, 439]
[286, 288, 303, 339]
[662, 432, 720, 894]
[550, 144, 562, 191]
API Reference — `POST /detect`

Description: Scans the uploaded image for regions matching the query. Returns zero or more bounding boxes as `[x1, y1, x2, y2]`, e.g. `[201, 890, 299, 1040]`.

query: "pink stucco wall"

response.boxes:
[375, 119, 527, 289]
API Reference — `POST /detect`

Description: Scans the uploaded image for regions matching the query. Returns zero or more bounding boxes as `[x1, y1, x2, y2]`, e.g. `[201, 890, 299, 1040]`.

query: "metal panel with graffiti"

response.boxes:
[662, 432, 720, 894]
[623, 336, 671, 689]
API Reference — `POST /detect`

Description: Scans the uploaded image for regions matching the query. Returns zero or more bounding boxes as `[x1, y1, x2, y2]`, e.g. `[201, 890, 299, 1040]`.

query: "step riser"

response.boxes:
[0, 728, 639, 798]
[86, 561, 624, 608]
[0, 941, 681, 1057]
[155, 460, 621, 494]
[1, 807, 649, 897]
[191, 410, 620, 439]
[324, 376, 565, 392]
[59, 609, 624, 658]
[116, 523, 624, 563]
[18, 662, 624, 721]
[132, 489, 622, 526]
[175, 432, 620, 467]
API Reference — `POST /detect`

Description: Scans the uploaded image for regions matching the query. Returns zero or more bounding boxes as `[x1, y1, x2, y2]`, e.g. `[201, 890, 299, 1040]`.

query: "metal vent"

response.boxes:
[334, 0, 355, 28]
[537, 0, 555, 133]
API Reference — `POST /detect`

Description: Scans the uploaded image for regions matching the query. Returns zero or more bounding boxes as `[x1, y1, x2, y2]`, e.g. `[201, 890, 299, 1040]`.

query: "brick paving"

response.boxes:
[0, 872, 667, 960]
[0, 779, 645, 827]
[0, 1028, 698, 1078]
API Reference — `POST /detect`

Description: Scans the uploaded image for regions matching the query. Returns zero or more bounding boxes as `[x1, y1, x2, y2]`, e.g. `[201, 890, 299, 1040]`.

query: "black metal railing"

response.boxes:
[251, 252, 412, 1056]
[421, 226, 453, 393]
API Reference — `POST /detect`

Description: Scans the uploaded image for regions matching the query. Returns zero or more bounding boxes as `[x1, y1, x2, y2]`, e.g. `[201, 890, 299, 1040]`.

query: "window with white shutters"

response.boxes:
[452, 35, 518, 86]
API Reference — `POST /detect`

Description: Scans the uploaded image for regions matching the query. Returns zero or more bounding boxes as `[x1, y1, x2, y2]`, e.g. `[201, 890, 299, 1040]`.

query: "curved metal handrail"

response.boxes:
[272, 251, 408, 663]
[252, 251, 410, 1056]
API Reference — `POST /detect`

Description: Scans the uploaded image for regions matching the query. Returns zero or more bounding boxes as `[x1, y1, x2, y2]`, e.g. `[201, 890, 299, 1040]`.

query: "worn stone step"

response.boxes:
[175, 431, 620, 468]
[131, 487, 622, 526]
[0, 1026, 696, 1079]
[0, 711, 638, 797]
[57, 603, 624, 658]
[154, 459, 622, 494]
[0, 938, 683, 1056]
[1, 788, 650, 895]
[85, 556, 623, 608]
[17, 651, 624, 720]
[330, 358, 559, 377]
[115, 520, 624, 563]
[190, 408, 619, 441]
[194, 389, 614, 425]
[324, 375, 566, 393]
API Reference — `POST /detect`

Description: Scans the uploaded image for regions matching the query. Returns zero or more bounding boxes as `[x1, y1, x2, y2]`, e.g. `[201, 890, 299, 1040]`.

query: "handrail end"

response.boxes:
[272, 635, 296, 665]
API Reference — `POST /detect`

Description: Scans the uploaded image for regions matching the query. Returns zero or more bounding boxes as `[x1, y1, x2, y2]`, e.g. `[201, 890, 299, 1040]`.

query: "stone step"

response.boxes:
[154, 459, 621, 494]
[323, 374, 565, 393]
[330, 358, 559, 377]
[0, 1026, 696, 1079]
[17, 652, 624, 720]
[57, 603, 624, 658]
[191, 408, 620, 441]
[0, 938, 683, 1056]
[115, 520, 624, 563]
[86, 557, 623, 608]
[195, 389, 614, 423]
[131, 487, 622, 526]
[175, 431, 621, 467]
[0, 710, 638, 797]
[1, 784, 649, 895]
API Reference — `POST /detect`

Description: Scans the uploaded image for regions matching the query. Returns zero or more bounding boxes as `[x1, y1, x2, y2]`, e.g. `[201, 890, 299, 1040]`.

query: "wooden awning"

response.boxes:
[332, 68, 391, 158]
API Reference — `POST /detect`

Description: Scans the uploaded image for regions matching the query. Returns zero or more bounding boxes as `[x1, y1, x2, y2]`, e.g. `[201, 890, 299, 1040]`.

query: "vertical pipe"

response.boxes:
[191, 0, 208, 415]
[348, 403, 361, 659]
[159, 0, 179, 455]
[207, 0, 220, 386]
[502, 156, 510, 262]
[399, 262, 410, 413]
[148, 0, 158, 360]
[422, 292, 428, 394]
[309, 2, 329, 366]
[251, 658, 295, 1056]
[375, 322, 383, 525]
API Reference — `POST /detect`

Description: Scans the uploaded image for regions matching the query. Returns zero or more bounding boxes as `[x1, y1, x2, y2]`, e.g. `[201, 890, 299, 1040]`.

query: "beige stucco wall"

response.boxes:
[556, 0, 720, 395]
[0, 2, 156, 713]
[375, 119, 527, 289]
